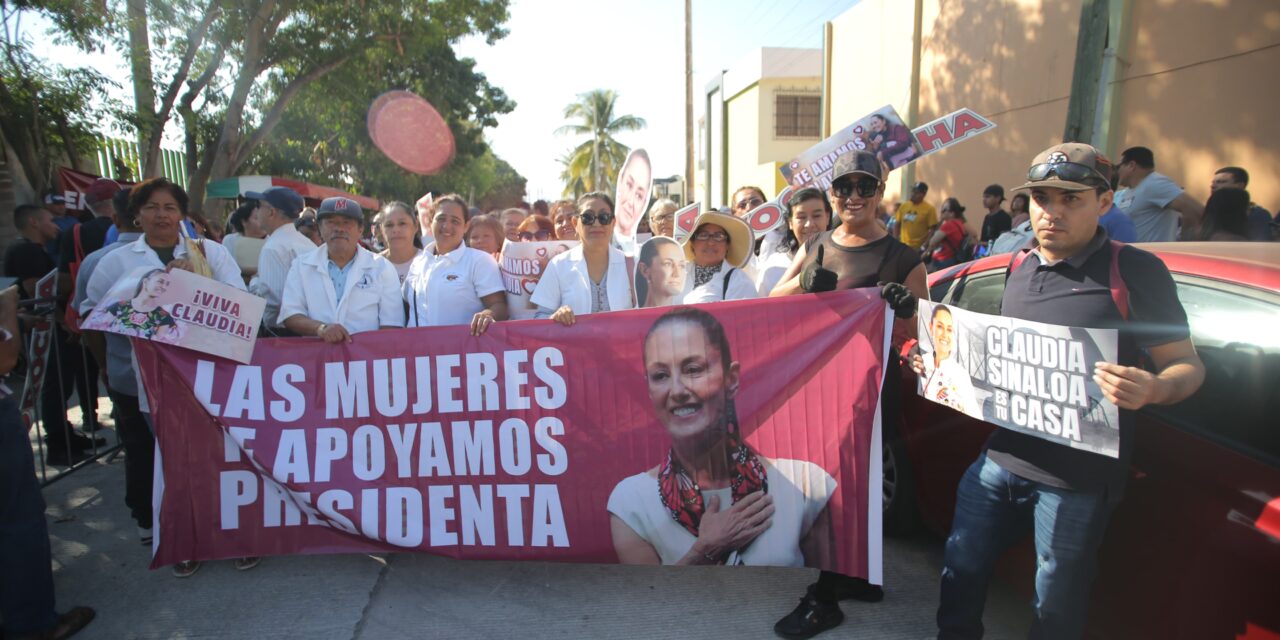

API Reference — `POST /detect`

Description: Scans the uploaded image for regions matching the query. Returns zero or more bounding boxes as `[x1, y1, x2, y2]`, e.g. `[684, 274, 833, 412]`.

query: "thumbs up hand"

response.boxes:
[800, 244, 839, 292]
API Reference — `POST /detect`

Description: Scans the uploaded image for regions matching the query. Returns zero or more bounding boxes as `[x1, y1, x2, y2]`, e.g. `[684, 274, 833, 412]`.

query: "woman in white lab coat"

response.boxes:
[530, 192, 635, 325]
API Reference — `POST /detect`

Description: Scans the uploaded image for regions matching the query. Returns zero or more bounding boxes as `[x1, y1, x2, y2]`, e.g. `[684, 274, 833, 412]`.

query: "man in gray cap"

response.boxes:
[280, 197, 403, 342]
[245, 186, 311, 333]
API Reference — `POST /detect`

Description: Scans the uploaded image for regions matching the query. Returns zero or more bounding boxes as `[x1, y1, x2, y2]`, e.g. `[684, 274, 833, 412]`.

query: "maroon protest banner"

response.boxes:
[136, 291, 891, 581]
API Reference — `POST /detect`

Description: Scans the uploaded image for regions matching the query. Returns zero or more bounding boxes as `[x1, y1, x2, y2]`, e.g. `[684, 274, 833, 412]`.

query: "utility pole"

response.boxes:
[1063, 0, 1110, 143]
[685, 0, 694, 204]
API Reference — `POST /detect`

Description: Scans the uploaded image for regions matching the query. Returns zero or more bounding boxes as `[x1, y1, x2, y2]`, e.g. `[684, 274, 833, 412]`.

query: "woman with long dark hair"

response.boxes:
[1197, 187, 1251, 241]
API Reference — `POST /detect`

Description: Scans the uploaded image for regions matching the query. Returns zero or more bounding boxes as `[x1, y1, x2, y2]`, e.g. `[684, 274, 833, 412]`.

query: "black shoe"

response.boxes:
[45, 447, 91, 467]
[774, 585, 844, 639]
[70, 432, 107, 448]
[831, 575, 884, 603]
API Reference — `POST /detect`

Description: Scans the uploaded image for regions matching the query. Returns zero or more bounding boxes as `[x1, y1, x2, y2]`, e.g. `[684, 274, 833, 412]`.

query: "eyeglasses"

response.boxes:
[519, 230, 552, 241]
[692, 231, 729, 243]
[577, 210, 615, 226]
[1027, 161, 1108, 185]
[831, 176, 881, 199]
[734, 196, 764, 211]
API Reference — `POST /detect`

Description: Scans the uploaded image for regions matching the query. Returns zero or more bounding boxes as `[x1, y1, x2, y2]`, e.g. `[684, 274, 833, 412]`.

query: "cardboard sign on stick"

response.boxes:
[613, 149, 653, 253]
[780, 105, 919, 191]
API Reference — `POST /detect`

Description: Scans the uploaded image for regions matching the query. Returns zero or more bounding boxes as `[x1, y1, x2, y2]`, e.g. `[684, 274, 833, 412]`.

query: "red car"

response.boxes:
[884, 242, 1280, 639]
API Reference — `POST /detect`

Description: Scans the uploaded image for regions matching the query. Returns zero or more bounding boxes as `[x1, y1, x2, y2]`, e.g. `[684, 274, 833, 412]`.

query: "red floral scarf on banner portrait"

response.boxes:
[657, 432, 768, 561]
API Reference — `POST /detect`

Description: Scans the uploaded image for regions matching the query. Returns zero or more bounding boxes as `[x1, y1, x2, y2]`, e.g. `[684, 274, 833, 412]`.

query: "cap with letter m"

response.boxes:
[316, 196, 364, 223]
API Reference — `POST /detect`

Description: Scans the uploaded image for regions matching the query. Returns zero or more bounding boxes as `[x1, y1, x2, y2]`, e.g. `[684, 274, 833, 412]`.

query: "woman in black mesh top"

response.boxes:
[769, 149, 926, 640]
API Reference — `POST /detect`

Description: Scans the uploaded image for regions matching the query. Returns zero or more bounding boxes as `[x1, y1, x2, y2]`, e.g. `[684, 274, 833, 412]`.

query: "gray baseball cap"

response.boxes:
[831, 150, 885, 183]
[316, 196, 363, 223]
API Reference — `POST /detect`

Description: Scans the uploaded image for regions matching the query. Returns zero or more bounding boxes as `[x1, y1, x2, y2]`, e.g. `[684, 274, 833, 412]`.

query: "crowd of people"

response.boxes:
[882, 146, 1277, 273]
[0, 137, 1237, 639]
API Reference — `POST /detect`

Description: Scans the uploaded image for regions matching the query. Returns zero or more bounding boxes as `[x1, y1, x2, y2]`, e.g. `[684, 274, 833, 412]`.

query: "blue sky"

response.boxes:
[24, 0, 860, 200]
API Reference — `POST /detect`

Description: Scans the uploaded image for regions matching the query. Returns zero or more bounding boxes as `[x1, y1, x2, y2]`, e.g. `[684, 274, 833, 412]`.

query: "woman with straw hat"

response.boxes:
[679, 210, 758, 304]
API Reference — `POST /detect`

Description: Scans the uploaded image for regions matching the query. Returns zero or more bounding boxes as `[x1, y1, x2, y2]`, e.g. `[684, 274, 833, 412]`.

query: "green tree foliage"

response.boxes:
[0, 2, 119, 193]
[242, 19, 523, 209]
[556, 89, 645, 197]
[24, 0, 523, 213]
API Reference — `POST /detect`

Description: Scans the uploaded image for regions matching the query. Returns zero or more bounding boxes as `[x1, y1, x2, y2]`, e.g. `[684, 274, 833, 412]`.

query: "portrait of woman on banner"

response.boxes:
[607, 307, 836, 567]
[82, 268, 184, 343]
[915, 304, 980, 417]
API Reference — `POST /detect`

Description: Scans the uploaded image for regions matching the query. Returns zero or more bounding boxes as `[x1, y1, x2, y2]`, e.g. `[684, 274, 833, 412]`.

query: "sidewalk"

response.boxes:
[35, 401, 1030, 639]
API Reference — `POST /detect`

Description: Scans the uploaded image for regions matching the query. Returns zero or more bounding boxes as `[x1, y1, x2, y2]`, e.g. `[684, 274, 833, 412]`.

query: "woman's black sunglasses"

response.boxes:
[831, 176, 881, 199]
[577, 211, 615, 226]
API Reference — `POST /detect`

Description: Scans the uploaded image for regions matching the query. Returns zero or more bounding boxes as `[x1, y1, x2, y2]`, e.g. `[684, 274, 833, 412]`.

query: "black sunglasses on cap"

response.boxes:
[831, 175, 882, 199]
[1027, 161, 1108, 185]
[577, 210, 615, 226]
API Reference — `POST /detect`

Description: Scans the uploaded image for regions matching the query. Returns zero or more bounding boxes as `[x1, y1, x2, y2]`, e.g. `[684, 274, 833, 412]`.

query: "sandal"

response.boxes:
[234, 556, 261, 571]
[172, 560, 202, 578]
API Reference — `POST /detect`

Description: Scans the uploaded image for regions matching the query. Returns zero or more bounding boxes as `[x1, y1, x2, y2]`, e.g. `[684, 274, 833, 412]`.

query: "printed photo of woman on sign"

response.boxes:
[867, 111, 919, 168]
[81, 268, 184, 343]
[633, 237, 687, 308]
[916, 304, 980, 417]
[613, 149, 652, 245]
[607, 307, 836, 566]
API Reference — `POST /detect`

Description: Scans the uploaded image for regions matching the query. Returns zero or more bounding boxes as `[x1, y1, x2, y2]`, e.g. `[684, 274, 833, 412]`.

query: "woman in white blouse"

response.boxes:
[402, 194, 508, 335]
[680, 211, 757, 304]
[377, 201, 422, 283]
[530, 192, 634, 325]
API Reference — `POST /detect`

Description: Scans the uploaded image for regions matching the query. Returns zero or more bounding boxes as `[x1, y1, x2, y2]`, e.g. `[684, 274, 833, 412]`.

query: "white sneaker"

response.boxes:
[137, 526, 153, 545]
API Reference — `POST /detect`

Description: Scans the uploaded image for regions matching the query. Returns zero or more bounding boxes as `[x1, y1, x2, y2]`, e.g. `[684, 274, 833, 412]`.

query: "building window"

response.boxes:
[775, 94, 821, 139]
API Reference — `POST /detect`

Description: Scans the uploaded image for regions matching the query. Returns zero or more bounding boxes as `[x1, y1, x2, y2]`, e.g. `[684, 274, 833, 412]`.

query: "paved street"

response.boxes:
[34, 402, 1030, 640]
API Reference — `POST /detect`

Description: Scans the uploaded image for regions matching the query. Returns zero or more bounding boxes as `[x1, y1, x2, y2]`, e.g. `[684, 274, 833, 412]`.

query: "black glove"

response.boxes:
[801, 244, 838, 293]
[879, 281, 917, 319]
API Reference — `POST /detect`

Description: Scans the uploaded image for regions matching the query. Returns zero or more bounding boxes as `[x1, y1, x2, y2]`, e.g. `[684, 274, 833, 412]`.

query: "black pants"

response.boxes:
[109, 390, 153, 529]
[40, 326, 100, 449]
[0, 394, 58, 634]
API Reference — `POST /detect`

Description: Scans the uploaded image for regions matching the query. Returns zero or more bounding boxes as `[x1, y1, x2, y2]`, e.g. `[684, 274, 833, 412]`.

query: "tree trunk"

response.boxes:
[142, 0, 222, 180]
[126, 0, 158, 177]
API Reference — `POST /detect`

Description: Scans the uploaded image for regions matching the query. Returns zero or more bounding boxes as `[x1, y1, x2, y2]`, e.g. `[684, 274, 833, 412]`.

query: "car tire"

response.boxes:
[883, 418, 920, 537]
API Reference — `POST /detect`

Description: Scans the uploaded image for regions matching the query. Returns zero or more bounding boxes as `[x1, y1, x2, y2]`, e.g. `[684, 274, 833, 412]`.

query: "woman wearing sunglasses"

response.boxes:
[768, 150, 925, 640]
[530, 191, 635, 325]
[679, 210, 758, 303]
[515, 214, 555, 242]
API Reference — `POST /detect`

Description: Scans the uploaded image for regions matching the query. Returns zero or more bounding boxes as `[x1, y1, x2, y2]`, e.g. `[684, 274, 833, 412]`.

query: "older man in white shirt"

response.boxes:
[281, 197, 403, 342]
[245, 186, 313, 334]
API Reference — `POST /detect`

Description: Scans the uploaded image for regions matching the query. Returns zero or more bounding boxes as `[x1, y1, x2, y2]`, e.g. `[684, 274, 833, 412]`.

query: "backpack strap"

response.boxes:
[1108, 240, 1129, 321]
[1004, 241, 1130, 320]
[721, 268, 736, 300]
[72, 224, 84, 261]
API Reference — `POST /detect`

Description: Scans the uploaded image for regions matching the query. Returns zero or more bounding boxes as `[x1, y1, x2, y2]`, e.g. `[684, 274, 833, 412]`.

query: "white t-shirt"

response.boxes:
[607, 458, 835, 566]
[279, 245, 405, 334]
[1114, 171, 1184, 243]
[402, 243, 504, 327]
[681, 260, 758, 304]
[754, 249, 796, 296]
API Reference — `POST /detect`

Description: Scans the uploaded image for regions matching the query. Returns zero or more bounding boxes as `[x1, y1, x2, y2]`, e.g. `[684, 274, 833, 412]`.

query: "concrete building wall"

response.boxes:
[726, 83, 763, 204]
[826, 0, 1280, 232]
[1109, 0, 1280, 209]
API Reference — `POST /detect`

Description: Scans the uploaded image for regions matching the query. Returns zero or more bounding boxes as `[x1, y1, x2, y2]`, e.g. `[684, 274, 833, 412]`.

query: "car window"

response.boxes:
[1142, 276, 1280, 464]
[943, 271, 1007, 316]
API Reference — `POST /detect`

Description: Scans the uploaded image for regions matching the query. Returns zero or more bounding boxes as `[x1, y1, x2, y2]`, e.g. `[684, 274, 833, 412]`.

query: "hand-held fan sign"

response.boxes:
[368, 90, 456, 175]
[613, 149, 653, 244]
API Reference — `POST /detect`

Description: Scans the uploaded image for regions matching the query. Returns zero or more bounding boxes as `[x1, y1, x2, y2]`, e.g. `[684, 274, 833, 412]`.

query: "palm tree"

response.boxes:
[555, 89, 646, 196]
[558, 150, 589, 199]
